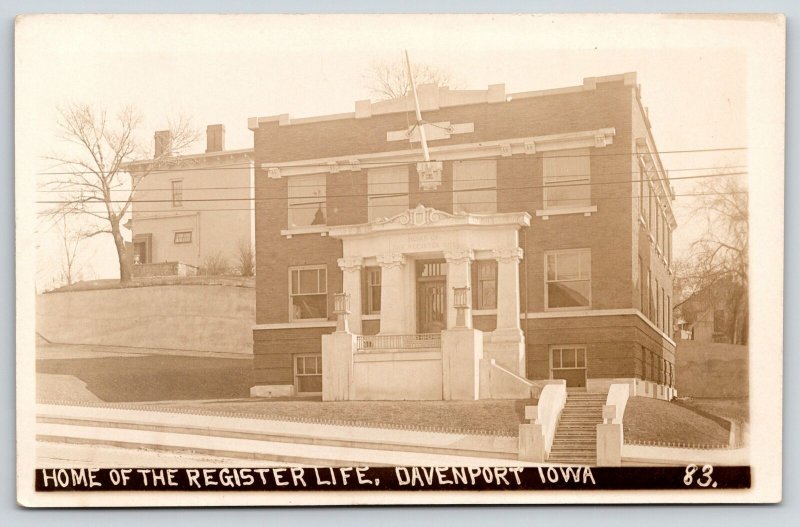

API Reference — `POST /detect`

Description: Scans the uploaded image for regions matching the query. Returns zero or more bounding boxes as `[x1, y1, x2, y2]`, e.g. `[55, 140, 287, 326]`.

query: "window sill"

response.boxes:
[535, 205, 597, 220]
[473, 309, 498, 316]
[544, 306, 592, 313]
[362, 314, 381, 321]
[280, 226, 329, 238]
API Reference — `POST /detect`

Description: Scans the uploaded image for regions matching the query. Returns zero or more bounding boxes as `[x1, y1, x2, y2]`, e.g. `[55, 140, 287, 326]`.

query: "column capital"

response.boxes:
[444, 249, 475, 265]
[493, 247, 524, 263]
[376, 253, 406, 269]
[337, 256, 364, 272]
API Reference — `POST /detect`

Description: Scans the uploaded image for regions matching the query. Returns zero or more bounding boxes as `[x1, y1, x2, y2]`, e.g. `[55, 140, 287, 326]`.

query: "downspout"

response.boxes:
[523, 225, 530, 378]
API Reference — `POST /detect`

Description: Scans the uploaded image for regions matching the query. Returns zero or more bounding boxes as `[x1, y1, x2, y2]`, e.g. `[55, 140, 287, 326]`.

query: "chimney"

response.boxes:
[206, 124, 225, 153]
[154, 130, 172, 158]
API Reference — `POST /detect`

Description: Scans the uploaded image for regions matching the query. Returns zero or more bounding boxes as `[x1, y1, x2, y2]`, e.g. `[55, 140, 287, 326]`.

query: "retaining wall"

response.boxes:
[37, 285, 255, 355]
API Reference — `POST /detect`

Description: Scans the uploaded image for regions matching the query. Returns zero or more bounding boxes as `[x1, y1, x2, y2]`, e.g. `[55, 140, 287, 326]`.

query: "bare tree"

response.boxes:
[366, 58, 457, 100]
[676, 175, 748, 344]
[42, 103, 198, 284]
[56, 216, 87, 287]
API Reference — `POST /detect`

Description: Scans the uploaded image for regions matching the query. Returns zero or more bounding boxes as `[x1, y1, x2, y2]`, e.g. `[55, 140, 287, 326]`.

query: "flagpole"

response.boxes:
[404, 50, 431, 162]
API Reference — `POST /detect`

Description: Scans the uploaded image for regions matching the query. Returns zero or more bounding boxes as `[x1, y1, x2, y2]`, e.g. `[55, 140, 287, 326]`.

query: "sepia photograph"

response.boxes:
[14, 13, 785, 506]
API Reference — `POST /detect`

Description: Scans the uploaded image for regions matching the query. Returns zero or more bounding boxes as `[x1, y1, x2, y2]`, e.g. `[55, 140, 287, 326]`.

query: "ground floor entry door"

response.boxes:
[416, 259, 447, 333]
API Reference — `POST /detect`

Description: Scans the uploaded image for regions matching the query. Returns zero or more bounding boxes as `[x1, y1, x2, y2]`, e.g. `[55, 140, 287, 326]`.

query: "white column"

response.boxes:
[444, 249, 474, 329]
[377, 253, 406, 334]
[337, 257, 363, 334]
[493, 247, 524, 339]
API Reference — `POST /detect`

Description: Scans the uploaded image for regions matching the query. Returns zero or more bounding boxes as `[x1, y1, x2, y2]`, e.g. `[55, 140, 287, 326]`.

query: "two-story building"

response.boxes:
[249, 73, 677, 400]
[126, 125, 254, 277]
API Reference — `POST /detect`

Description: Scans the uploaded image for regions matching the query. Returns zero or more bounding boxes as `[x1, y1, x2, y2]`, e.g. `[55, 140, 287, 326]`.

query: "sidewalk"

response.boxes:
[37, 403, 528, 468]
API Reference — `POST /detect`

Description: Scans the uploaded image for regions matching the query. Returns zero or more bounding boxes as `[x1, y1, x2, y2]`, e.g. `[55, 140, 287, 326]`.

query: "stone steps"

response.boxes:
[547, 391, 607, 466]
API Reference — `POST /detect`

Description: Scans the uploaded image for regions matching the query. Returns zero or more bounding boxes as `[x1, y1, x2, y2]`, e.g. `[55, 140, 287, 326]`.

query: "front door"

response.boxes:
[416, 260, 447, 333]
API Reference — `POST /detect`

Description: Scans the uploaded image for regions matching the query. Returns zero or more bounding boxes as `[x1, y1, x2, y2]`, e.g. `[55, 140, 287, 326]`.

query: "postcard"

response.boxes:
[15, 13, 784, 506]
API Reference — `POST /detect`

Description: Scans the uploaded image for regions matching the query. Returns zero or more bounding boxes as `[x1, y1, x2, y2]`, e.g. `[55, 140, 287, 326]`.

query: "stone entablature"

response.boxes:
[259, 128, 616, 179]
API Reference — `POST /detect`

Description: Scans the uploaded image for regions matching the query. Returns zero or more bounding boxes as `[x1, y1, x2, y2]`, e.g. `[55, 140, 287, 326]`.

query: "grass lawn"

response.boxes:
[37, 355, 253, 402]
[624, 397, 730, 446]
[676, 397, 749, 424]
[144, 399, 532, 435]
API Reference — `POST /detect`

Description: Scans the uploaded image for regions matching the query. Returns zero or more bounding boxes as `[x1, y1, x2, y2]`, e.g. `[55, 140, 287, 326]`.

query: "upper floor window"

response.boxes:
[365, 267, 381, 314]
[173, 230, 192, 244]
[545, 249, 591, 310]
[288, 174, 326, 228]
[368, 166, 409, 221]
[289, 265, 327, 321]
[543, 149, 590, 209]
[453, 160, 497, 214]
[472, 260, 498, 310]
[171, 180, 183, 207]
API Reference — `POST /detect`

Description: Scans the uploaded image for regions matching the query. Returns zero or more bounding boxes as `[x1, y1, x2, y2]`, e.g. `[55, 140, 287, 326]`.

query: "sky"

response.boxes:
[15, 14, 758, 289]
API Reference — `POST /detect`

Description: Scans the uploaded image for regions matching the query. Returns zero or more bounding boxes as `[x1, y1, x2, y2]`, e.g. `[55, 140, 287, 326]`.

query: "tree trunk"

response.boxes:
[111, 221, 131, 284]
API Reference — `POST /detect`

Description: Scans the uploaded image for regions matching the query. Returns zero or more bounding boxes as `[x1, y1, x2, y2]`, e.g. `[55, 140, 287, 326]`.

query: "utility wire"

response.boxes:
[37, 190, 748, 215]
[34, 146, 748, 176]
[35, 170, 748, 205]
[35, 164, 748, 193]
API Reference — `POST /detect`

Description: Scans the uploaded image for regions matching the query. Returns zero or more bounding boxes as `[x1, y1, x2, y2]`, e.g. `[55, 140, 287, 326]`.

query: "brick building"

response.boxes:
[249, 72, 677, 400]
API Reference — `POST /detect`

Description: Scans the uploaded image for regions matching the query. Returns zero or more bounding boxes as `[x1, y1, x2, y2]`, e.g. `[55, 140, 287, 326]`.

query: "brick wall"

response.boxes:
[254, 79, 638, 325]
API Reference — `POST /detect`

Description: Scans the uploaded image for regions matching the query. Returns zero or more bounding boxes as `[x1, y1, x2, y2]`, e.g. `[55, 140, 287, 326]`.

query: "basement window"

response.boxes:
[295, 354, 322, 395]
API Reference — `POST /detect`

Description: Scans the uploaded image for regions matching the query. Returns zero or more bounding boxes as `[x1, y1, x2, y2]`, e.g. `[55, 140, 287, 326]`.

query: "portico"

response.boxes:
[322, 205, 533, 401]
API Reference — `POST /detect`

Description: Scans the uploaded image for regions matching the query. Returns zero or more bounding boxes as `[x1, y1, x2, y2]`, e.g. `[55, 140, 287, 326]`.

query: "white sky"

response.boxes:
[16, 14, 754, 288]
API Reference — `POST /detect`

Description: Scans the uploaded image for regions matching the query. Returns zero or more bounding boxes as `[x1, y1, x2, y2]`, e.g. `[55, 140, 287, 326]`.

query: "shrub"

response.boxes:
[200, 252, 230, 276]
[236, 240, 255, 277]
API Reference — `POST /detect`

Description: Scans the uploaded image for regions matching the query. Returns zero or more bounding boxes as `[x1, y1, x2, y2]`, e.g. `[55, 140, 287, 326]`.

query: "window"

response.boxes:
[545, 249, 591, 309]
[289, 266, 327, 321]
[650, 192, 658, 237]
[368, 166, 409, 221]
[638, 160, 645, 219]
[642, 175, 651, 228]
[472, 260, 497, 310]
[543, 149, 590, 209]
[365, 267, 381, 314]
[661, 287, 666, 331]
[551, 346, 587, 370]
[295, 355, 322, 394]
[453, 160, 497, 214]
[655, 279, 661, 330]
[640, 346, 647, 378]
[638, 257, 646, 315]
[667, 225, 672, 264]
[171, 180, 183, 207]
[667, 294, 672, 333]
[288, 174, 326, 228]
[648, 271, 656, 322]
[173, 230, 192, 244]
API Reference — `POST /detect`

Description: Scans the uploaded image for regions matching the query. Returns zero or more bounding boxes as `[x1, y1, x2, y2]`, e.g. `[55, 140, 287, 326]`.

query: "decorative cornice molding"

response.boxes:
[327, 205, 531, 239]
[123, 149, 253, 173]
[259, 127, 616, 179]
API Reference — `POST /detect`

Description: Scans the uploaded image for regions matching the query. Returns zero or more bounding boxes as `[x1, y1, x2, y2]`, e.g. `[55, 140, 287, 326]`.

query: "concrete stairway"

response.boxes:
[548, 392, 607, 465]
